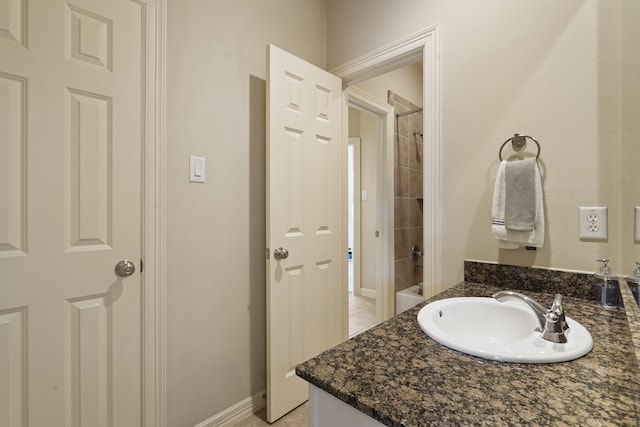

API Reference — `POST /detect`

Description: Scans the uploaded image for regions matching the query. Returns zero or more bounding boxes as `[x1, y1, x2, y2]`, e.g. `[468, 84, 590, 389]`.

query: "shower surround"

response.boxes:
[388, 91, 423, 293]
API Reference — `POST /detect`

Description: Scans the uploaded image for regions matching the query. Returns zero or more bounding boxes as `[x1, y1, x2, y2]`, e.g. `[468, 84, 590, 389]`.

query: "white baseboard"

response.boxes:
[194, 390, 265, 427]
[360, 288, 377, 299]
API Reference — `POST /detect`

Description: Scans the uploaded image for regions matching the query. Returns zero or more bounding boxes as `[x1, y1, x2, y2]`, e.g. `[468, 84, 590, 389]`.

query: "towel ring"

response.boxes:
[498, 134, 541, 161]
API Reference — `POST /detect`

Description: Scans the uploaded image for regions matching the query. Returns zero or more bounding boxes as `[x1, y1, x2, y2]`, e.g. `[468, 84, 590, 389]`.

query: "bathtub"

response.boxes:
[395, 284, 424, 315]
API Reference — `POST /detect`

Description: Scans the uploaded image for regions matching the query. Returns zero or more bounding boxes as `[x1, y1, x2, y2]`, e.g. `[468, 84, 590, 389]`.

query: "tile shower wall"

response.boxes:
[389, 91, 423, 292]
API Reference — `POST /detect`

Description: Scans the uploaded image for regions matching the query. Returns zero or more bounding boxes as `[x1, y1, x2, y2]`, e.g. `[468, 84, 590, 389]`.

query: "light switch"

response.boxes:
[189, 156, 206, 183]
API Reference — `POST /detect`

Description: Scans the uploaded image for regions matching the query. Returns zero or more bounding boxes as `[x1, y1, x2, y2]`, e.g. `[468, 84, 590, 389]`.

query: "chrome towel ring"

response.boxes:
[498, 133, 541, 161]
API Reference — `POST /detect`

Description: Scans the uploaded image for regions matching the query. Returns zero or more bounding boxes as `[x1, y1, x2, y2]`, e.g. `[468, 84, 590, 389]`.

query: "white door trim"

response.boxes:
[332, 25, 442, 299]
[348, 137, 362, 297]
[141, 0, 167, 426]
[344, 87, 394, 322]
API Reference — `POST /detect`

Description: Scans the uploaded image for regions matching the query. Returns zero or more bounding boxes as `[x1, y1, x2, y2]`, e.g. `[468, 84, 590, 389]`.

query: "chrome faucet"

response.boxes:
[492, 290, 569, 344]
[412, 245, 423, 272]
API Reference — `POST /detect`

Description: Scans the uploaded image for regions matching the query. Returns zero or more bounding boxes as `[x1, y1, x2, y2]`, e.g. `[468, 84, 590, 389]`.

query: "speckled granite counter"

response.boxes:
[296, 264, 640, 426]
[621, 281, 640, 371]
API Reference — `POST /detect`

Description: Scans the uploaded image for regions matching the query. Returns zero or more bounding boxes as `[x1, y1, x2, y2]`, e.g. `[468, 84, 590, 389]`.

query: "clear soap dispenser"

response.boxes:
[594, 259, 621, 308]
[625, 262, 640, 307]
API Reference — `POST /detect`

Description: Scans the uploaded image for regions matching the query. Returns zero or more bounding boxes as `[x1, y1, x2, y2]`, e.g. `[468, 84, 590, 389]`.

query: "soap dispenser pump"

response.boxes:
[594, 259, 621, 308]
[625, 262, 640, 307]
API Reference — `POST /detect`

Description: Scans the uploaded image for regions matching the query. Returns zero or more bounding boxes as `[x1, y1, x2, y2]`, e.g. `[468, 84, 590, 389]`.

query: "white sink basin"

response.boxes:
[417, 297, 593, 363]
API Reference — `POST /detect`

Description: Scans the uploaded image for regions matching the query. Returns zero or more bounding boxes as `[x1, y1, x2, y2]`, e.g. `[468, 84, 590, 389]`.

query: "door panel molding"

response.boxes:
[0, 72, 27, 257]
[0, 307, 27, 426]
[66, 295, 111, 427]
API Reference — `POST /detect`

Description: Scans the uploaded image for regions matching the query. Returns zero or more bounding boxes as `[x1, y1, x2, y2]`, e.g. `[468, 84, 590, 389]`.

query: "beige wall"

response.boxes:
[165, 1, 326, 425]
[360, 111, 379, 293]
[328, 0, 640, 289]
[355, 62, 424, 108]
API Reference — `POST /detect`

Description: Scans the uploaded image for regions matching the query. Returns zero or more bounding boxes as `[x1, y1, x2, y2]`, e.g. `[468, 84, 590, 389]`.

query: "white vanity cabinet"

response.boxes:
[308, 384, 387, 427]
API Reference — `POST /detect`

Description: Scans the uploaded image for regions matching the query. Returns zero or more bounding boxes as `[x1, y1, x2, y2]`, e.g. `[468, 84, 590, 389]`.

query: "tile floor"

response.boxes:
[231, 294, 376, 426]
[348, 293, 376, 337]
[230, 404, 308, 426]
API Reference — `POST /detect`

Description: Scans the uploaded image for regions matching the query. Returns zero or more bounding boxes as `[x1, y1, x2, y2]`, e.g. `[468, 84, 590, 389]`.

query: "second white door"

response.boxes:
[266, 45, 345, 423]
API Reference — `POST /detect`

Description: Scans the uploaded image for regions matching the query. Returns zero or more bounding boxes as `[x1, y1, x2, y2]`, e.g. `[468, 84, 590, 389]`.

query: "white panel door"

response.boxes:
[0, 0, 145, 425]
[266, 45, 345, 422]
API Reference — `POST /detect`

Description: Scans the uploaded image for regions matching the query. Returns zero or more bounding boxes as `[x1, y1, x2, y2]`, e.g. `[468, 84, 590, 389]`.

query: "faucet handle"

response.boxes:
[541, 295, 568, 343]
[541, 311, 568, 343]
[550, 293, 563, 306]
[549, 294, 569, 332]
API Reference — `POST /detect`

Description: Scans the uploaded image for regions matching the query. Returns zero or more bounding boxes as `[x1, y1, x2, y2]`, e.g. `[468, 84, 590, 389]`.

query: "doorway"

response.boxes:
[344, 59, 424, 337]
[343, 86, 393, 336]
[336, 27, 440, 329]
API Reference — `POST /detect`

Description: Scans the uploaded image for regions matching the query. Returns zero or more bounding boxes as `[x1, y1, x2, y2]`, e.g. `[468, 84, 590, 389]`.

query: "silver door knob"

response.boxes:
[273, 247, 289, 260]
[115, 260, 136, 277]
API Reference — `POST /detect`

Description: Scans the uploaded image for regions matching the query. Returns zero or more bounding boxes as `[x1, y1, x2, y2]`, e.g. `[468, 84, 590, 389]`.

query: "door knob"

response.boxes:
[115, 260, 136, 277]
[273, 247, 289, 260]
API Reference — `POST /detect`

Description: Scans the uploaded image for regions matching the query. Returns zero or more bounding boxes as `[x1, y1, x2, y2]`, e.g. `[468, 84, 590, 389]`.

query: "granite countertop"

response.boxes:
[296, 282, 640, 426]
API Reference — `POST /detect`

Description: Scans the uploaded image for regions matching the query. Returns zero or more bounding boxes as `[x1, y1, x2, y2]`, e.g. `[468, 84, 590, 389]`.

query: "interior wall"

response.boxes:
[165, 1, 326, 426]
[327, 0, 636, 290]
[359, 112, 378, 293]
[356, 62, 423, 107]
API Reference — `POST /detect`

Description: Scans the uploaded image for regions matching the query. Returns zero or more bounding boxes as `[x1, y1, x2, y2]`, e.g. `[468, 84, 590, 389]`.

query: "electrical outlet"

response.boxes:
[579, 207, 607, 240]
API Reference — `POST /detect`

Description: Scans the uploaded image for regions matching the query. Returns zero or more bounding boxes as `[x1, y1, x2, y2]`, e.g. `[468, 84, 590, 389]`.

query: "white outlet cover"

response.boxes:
[579, 207, 607, 240]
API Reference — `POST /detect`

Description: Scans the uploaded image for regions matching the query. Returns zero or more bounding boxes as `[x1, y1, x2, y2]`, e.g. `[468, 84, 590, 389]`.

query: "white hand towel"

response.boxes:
[505, 158, 536, 231]
[491, 160, 545, 249]
[491, 161, 517, 248]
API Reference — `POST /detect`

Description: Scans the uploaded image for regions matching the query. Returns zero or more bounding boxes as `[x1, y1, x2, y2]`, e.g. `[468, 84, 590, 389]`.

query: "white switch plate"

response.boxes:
[579, 207, 607, 240]
[635, 207, 640, 242]
[189, 156, 206, 183]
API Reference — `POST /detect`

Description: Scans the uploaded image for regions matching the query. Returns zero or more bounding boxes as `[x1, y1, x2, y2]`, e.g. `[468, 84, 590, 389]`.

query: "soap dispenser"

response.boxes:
[625, 262, 640, 307]
[594, 259, 621, 308]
